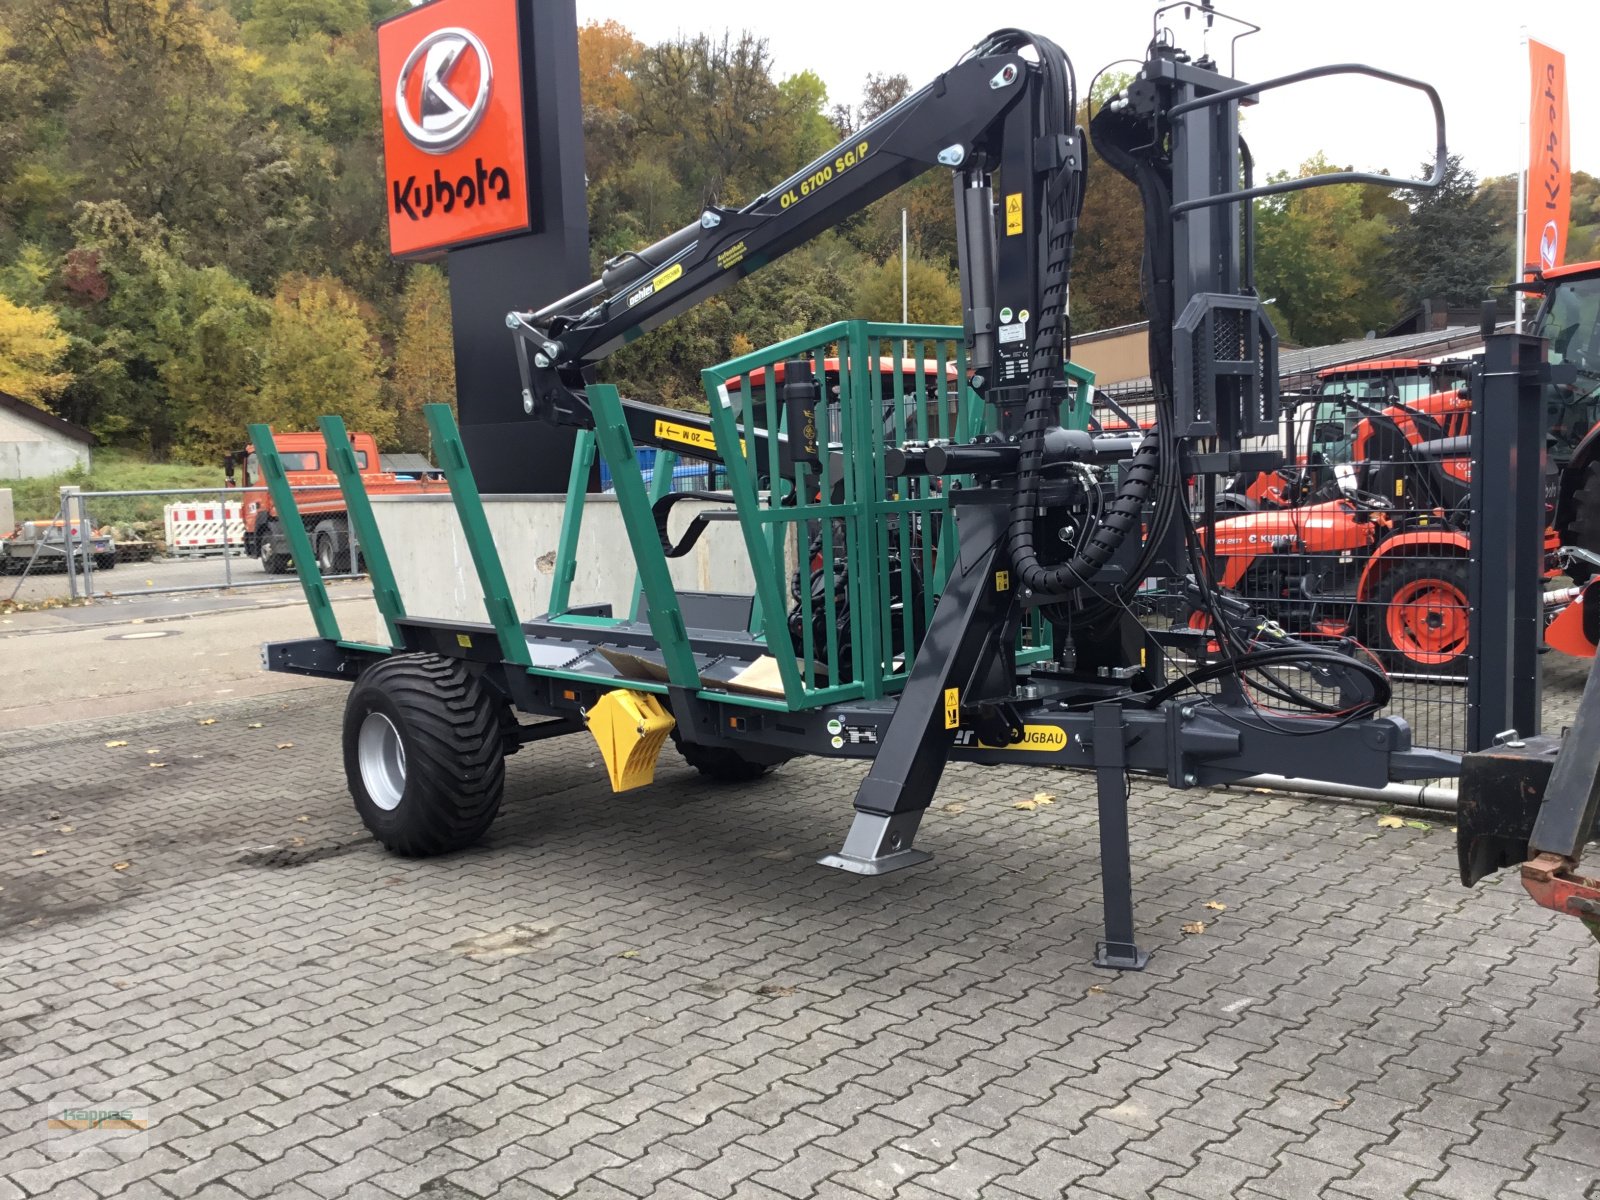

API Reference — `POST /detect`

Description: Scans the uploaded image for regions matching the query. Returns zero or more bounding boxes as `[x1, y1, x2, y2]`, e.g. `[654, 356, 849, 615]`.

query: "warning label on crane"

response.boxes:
[1005, 192, 1023, 235]
[653, 419, 717, 451]
[943, 687, 960, 730]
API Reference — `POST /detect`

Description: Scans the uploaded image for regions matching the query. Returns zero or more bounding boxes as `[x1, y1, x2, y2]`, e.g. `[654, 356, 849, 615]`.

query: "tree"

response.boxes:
[1384, 155, 1505, 311]
[0, 293, 71, 407]
[1062, 76, 1148, 332]
[852, 254, 961, 325]
[1253, 155, 1398, 344]
[393, 266, 456, 453]
[159, 267, 270, 461]
[833, 72, 910, 135]
[257, 275, 393, 443]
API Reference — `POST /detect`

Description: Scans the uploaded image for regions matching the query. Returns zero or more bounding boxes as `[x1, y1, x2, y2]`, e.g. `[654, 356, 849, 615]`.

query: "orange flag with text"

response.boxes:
[1524, 39, 1570, 278]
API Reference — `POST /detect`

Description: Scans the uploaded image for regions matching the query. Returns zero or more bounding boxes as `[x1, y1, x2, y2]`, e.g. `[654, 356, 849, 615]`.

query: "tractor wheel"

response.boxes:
[259, 524, 291, 574]
[1563, 464, 1600, 582]
[671, 729, 773, 783]
[343, 654, 507, 856]
[1370, 559, 1471, 675]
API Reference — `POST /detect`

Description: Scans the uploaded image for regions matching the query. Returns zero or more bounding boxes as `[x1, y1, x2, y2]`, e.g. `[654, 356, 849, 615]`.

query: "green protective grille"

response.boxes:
[686, 322, 1096, 709]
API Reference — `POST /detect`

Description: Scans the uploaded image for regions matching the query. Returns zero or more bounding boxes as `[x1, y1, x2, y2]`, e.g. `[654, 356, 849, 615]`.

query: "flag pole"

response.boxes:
[1515, 26, 1529, 332]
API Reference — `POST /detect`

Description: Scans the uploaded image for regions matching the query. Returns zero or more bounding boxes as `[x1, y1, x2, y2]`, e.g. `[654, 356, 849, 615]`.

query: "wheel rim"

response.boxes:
[1386, 578, 1469, 664]
[317, 540, 333, 572]
[358, 712, 407, 810]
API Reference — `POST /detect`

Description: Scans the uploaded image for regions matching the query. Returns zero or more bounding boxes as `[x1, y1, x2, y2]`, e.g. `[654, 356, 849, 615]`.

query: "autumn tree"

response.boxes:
[852, 254, 962, 325]
[1253, 155, 1401, 344]
[161, 267, 271, 461]
[0, 293, 72, 407]
[393, 266, 456, 453]
[257, 275, 393, 443]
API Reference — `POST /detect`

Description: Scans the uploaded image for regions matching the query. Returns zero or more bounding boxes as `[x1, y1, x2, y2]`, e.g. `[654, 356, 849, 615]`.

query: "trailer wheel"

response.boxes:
[1563, 464, 1600, 583]
[259, 523, 291, 574]
[671, 730, 773, 782]
[1369, 559, 1471, 675]
[343, 654, 506, 856]
[94, 553, 117, 571]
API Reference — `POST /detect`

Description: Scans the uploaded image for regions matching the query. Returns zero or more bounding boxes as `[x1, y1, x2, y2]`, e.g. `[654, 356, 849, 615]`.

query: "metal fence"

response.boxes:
[1098, 356, 1567, 759]
[3, 485, 365, 604]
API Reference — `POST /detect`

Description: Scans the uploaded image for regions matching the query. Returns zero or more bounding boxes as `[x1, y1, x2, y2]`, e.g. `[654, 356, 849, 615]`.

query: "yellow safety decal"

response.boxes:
[982, 725, 1068, 751]
[651, 262, 683, 291]
[1395, 478, 1405, 497]
[943, 687, 960, 730]
[653, 419, 717, 452]
[995, 569, 1010, 592]
[456, 633, 473, 648]
[717, 241, 747, 270]
[1005, 192, 1023, 235]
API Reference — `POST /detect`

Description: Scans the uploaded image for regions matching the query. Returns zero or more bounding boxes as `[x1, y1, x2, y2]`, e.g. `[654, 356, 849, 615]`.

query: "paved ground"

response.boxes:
[2, 679, 1597, 1200]
[0, 585, 376, 731]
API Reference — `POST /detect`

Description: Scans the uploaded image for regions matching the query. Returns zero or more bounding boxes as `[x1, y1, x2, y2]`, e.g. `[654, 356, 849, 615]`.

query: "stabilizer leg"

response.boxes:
[819, 498, 1015, 874]
[1091, 702, 1149, 970]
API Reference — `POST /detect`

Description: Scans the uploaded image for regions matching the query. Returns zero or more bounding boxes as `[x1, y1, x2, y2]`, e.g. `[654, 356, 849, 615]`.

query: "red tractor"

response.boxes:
[1197, 391, 1475, 674]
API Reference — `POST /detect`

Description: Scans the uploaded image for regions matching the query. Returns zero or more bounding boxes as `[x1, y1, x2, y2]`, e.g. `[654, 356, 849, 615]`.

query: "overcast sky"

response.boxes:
[575, 0, 1598, 186]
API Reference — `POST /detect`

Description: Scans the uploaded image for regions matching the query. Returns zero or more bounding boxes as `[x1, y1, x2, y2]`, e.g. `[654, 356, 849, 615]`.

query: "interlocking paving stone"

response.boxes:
[2, 684, 1596, 1200]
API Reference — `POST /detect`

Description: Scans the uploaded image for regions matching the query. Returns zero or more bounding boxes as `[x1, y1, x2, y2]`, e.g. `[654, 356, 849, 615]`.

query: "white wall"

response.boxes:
[370, 493, 758, 638]
[0, 404, 91, 479]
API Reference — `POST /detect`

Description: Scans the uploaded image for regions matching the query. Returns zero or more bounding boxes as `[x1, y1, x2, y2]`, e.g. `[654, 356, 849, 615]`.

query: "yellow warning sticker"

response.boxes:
[653, 419, 717, 451]
[456, 633, 473, 649]
[995, 570, 1010, 592]
[943, 687, 960, 730]
[1005, 192, 1023, 236]
[652, 262, 683, 291]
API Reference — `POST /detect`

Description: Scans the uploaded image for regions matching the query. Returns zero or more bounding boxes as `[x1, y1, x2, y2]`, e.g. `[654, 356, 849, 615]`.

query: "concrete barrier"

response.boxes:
[371, 493, 758, 642]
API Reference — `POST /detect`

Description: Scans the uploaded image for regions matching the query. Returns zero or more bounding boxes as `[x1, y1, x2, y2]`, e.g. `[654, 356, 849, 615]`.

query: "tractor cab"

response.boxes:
[1530, 263, 1600, 467]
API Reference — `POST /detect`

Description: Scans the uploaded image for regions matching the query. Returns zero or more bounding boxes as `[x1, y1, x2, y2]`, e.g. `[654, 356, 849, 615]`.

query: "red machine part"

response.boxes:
[1521, 853, 1600, 947]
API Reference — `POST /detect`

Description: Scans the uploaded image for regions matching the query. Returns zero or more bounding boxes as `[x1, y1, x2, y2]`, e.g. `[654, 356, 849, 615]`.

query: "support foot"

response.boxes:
[818, 811, 932, 875]
[1093, 940, 1151, 971]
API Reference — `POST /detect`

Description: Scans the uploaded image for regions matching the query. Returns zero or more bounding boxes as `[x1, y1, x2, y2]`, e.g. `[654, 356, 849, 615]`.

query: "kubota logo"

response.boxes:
[395, 28, 492, 154]
[1540, 220, 1560, 271]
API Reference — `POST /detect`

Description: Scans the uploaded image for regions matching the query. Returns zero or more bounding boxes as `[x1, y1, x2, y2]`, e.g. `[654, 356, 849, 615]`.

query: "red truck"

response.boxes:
[227, 431, 444, 575]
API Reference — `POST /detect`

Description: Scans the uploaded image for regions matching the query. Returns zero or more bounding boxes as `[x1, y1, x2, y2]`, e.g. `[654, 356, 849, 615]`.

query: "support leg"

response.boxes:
[820, 497, 1015, 874]
[1092, 702, 1149, 970]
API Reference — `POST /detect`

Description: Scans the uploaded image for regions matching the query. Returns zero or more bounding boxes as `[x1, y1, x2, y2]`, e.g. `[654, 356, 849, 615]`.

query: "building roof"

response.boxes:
[0, 391, 94, 446]
[380, 452, 440, 476]
[1100, 323, 1507, 399]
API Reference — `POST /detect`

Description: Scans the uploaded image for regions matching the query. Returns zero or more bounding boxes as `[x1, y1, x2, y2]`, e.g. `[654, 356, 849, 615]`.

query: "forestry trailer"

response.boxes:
[255, 8, 1537, 967]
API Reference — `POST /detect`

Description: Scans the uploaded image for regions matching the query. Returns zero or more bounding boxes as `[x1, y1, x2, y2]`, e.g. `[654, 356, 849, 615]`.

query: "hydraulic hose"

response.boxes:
[1006, 57, 1175, 601]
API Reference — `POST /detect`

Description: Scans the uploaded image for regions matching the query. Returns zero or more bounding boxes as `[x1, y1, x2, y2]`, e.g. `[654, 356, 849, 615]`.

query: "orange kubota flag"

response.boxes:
[1525, 39, 1570, 278]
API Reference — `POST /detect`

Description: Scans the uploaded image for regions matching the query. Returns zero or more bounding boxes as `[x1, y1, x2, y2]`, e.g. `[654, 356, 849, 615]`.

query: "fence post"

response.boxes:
[58, 485, 79, 601]
[1467, 331, 1546, 749]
